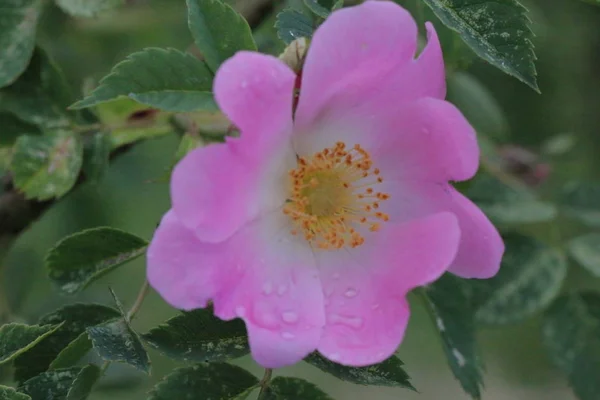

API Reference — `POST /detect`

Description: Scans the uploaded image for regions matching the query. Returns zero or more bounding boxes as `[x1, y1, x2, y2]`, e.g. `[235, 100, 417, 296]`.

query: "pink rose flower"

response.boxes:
[147, 0, 504, 368]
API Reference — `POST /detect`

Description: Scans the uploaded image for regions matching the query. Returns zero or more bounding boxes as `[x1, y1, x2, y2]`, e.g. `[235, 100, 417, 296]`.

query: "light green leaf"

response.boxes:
[148, 363, 258, 400]
[87, 318, 150, 373]
[568, 233, 600, 277]
[142, 308, 249, 363]
[0, 386, 31, 400]
[560, 182, 600, 228]
[19, 367, 81, 400]
[0, 324, 61, 366]
[423, 274, 483, 399]
[470, 233, 567, 325]
[421, 0, 538, 92]
[262, 377, 333, 400]
[275, 9, 314, 44]
[71, 48, 214, 111]
[81, 132, 110, 184]
[55, 0, 125, 17]
[46, 227, 148, 294]
[13, 304, 120, 383]
[65, 364, 101, 400]
[10, 130, 83, 200]
[0, 112, 40, 146]
[304, 353, 413, 389]
[0, 0, 42, 88]
[173, 133, 203, 164]
[186, 0, 257, 73]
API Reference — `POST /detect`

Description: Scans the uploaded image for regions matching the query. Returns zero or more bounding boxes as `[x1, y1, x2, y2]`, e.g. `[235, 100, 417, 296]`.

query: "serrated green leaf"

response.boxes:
[303, 0, 331, 18]
[262, 377, 333, 400]
[0, 386, 31, 400]
[10, 130, 83, 200]
[142, 308, 249, 363]
[0, 112, 40, 146]
[46, 227, 148, 294]
[13, 304, 120, 383]
[470, 233, 567, 325]
[304, 353, 413, 389]
[19, 367, 81, 400]
[129, 90, 217, 113]
[186, 0, 257, 72]
[275, 9, 314, 44]
[0, 324, 61, 366]
[0, 0, 42, 88]
[55, 0, 125, 17]
[148, 363, 258, 400]
[65, 364, 101, 400]
[542, 292, 600, 400]
[467, 174, 557, 224]
[568, 233, 600, 277]
[560, 182, 600, 228]
[71, 48, 214, 111]
[49, 334, 92, 370]
[423, 274, 483, 399]
[87, 319, 150, 373]
[81, 132, 110, 184]
[421, 0, 538, 92]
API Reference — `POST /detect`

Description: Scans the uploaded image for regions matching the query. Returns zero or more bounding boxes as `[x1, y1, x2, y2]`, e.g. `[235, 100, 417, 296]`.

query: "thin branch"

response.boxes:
[126, 280, 150, 322]
[258, 368, 274, 398]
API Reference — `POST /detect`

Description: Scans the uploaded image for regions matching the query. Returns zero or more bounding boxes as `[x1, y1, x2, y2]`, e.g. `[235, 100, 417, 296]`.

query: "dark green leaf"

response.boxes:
[568, 233, 600, 277]
[262, 377, 333, 400]
[148, 363, 258, 400]
[186, 0, 257, 72]
[0, 386, 31, 400]
[423, 274, 483, 399]
[275, 9, 314, 45]
[71, 48, 214, 111]
[303, 0, 332, 18]
[0, 0, 42, 88]
[0, 113, 39, 146]
[470, 233, 567, 325]
[304, 353, 413, 389]
[13, 304, 120, 383]
[19, 367, 81, 400]
[467, 174, 557, 224]
[87, 319, 150, 373]
[49, 334, 92, 370]
[142, 308, 249, 363]
[0, 324, 61, 366]
[10, 130, 83, 200]
[81, 132, 110, 184]
[65, 364, 101, 400]
[560, 182, 600, 228]
[569, 340, 600, 400]
[55, 0, 125, 17]
[46, 227, 148, 294]
[421, 0, 538, 92]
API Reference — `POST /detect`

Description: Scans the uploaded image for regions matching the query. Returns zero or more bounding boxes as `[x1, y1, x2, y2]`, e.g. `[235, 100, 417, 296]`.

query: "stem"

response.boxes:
[258, 368, 273, 397]
[126, 280, 150, 322]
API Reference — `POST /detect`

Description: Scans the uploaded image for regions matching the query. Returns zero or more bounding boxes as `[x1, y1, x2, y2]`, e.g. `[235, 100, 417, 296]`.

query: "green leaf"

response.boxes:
[173, 134, 203, 164]
[304, 353, 413, 389]
[142, 308, 249, 363]
[46, 227, 148, 294]
[10, 130, 83, 200]
[303, 0, 342, 17]
[13, 304, 120, 383]
[81, 132, 110, 184]
[55, 0, 125, 17]
[148, 363, 258, 400]
[0, 112, 40, 146]
[560, 182, 600, 228]
[275, 9, 314, 45]
[422, 274, 483, 399]
[470, 233, 567, 325]
[65, 364, 101, 400]
[467, 174, 557, 224]
[0, 386, 31, 400]
[0, 324, 61, 366]
[0, 0, 42, 88]
[421, 0, 538, 92]
[19, 367, 81, 400]
[70, 48, 214, 111]
[49, 334, 92, 370]
[87, 318, 150, 373]
[568, 233, 600, 277]
[186, 0, 257, 72]
[262, 377, 333, 400]
[542, 293, 600, 400]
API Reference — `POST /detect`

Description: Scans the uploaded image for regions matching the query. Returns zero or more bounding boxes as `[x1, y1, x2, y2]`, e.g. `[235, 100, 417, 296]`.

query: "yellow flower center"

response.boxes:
[283, 142, 390, 250]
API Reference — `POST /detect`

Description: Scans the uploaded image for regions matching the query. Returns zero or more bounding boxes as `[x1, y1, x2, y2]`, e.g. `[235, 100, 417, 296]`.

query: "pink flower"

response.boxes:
[147, 1, 504, 368]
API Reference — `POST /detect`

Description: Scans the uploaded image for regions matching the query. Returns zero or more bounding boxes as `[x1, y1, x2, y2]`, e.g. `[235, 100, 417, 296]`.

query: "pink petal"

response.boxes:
[295, 2, 444, 132]
[317, 213, 460, 366]
[172, 52, 296, 242]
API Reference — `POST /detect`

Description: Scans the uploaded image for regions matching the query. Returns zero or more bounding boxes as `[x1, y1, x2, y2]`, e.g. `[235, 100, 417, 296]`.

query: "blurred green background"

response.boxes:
[3, 0, 600, 398]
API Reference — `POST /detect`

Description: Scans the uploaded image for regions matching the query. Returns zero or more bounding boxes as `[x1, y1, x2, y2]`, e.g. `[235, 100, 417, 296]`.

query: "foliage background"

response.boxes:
[2, 0, 600, 399]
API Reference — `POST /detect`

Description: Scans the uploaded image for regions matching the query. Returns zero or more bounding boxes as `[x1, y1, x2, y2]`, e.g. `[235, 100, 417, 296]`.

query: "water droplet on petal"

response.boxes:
[281, 311, 299, 323]
[329, 352, 341, 361]
[262, 281, 273, 295]
[324, 287, 334, 297]
[332, 273, 340, 280]
[277, 284, 287, 296]
[281, 331, 295, 340]
[371, 304, 380, 310]
[329, 314, 364, 329]
[344, 288, 358, 298]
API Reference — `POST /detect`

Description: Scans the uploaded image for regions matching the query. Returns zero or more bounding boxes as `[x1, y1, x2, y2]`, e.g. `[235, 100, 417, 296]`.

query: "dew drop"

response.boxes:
[371, 304, 380, 310]
[329, 352, 341, 361]
[281, 331, 295, 340]
[277, 284, 287, 296]
[344, 288, 358, 298]
[262, 281, 273, 295]
[282, 311, 299, 323]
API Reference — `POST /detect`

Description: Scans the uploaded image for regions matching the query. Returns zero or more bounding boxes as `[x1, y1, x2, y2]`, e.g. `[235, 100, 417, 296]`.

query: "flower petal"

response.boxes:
[316, 213, 460, 366]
